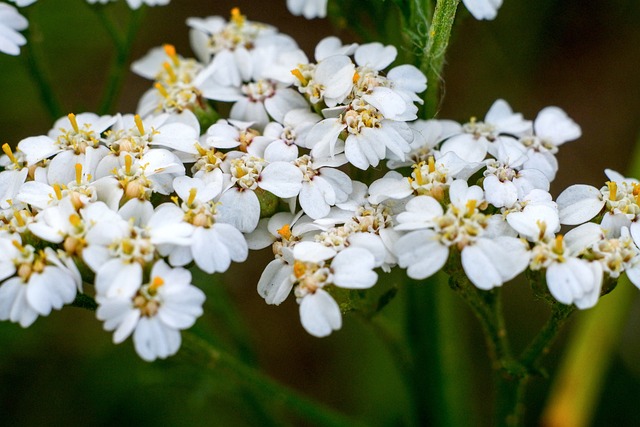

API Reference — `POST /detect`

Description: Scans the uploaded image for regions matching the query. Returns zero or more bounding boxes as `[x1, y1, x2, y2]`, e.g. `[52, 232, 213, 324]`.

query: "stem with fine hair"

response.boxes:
[419, 0, 460, 118]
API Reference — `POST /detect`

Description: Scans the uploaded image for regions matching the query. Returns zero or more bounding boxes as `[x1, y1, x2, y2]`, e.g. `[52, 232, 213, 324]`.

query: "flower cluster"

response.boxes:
[1, 6, 636, 362]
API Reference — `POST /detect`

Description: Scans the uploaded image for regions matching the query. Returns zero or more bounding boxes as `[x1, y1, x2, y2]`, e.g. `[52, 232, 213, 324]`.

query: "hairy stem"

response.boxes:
[420, 0, 460, 118]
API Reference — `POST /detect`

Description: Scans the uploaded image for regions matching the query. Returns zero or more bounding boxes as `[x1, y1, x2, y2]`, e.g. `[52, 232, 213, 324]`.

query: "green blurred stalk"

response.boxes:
[90, 5, 145, 114]
[21, 5, 64, 120]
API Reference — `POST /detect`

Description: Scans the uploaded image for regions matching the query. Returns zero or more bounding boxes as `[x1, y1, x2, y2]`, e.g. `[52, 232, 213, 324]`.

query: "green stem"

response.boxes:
[92, 6, 145, 114]
[181, 332, 365, 427]
[520, 303, 575, 370]
[405, 272, 472, 427]
[449, 263, 579, 426]
[21, 6, 64, 120]
[419, 0, 460, 118]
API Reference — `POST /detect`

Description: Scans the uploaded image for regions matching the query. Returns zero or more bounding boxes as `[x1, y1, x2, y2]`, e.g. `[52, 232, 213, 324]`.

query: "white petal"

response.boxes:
[299, 290, 342, 337]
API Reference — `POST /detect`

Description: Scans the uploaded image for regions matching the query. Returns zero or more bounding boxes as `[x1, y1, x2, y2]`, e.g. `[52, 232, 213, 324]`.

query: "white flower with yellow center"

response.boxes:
[93, 149, 184, 210]
[440, 99, 532, 163]
[0, 144, 30, 210]
[96, 259, 205, 362]
[291, 54, 355, 108]
[308, 99, 413, 170]
[133, 45, 205, 117]
[253, 109, 322, 162]
[153, 175, 248, 273]
[0, 240, 80, 327]
[395, 180, 529, 289]
[216, 153, 302, 233]
[253, 211, 317, 305]
[82, 201, 190, 298]
[483, 138, 550, 209]
[520, 106, 581, 181]
[292, 241, 377, 337]
[557, 169, 640, 237]
[529, 233, 603, 309]
[18, 113, 113, 185]
[17, 163, 96, 211]
[352, 43, 426, 121]
[187, 8, 281, 66]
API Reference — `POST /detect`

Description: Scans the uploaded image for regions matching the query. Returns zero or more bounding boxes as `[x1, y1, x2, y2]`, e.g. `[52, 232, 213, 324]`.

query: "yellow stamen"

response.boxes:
[194, 143, 207, 156]
[235, 164, 246, 178]
[14, 210, 25, 227]
[428, 156, 436, 174]
[11, 240, 23, 251]
[553, 234, 564, 255]
[75, 163, 83, 185]
[2, 143, 17, 164]
[413, 162, 425, 186]
[277, 224, 292, 240]
[293, 260, 306, 279]
[121, 240, 134, 255]
[290, 69, 308, 86]
[68, 113, 79, 133]
[607, 181, 617, 201]
[53, 184, 63, 200]
[69, 214, 82, 227]
[125, 154, 133, 175]
[155, 82, 169, 98]
[187, 188, 197, 206]
[466, 199, 477, 214]
[352, 71, 360, 84]
[134, 115, 145, 135]
[149, 276, 165, 293]
[230, 7, 245, 26]
[163, 44, 179, 67]
[162, 62, 177, 83]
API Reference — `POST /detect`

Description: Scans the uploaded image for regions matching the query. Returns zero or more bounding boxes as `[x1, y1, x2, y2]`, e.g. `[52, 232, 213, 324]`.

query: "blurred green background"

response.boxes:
[0, 0, 640, 425]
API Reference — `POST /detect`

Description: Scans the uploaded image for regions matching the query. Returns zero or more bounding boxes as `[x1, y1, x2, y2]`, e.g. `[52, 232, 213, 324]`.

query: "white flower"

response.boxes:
[308, 100, 413, 170]
[483, 138, 550, 208]
[293, 242, 377, 337]
[529, 234, 603, 309]
[0, 4, 28, 56]
[288, 155, 353, 219]
[132, 45, 204, 117]
[557, 169, 640, 237]
[462, 0, 503, 20]
[17, 112, 113, 185]
[0, 242, 80, 327]
[440, 99, 531, 163]
[216, 154, 302, 233]
[520, 106, 581, 181]
[156, 175, 248, 273]
[286, 0, 328, 19]
[96, 259, 205, 361]
[395, 180, 529, 289]
[253, 211, 315, 305]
